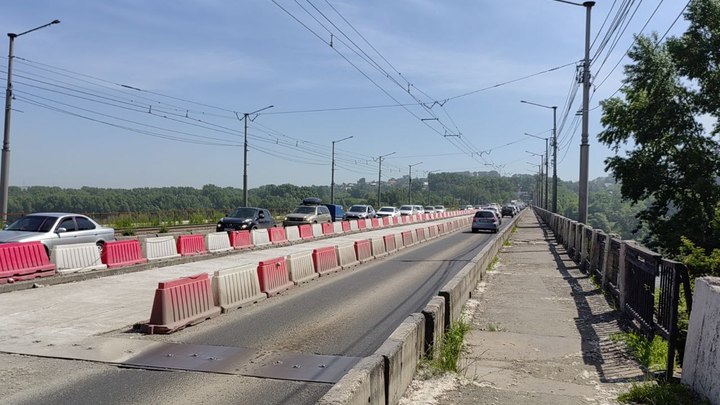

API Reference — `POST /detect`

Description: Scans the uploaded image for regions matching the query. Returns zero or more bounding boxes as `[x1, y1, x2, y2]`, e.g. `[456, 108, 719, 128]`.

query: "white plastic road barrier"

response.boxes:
[349, 220, 359, 232]
[394, 233, 404, 251]
[51, 243, 107, 274]
[143, 236, 180, 261]
[251, 228, 271, 247]
[311, 223, 324, 238]
[364, 219, 373, 229]
[206, 232, 232, 253]
[332, 222, 344, 234]
[370, 237, 387, 259]
[336, 243, 359, 269]
[286, 251, 319, 285]
[286, 226, 301, 242]
[212, 263, 266, 312]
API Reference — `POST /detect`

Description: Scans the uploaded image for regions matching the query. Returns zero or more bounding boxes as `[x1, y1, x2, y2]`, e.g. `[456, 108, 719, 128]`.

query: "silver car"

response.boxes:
[0, 212, 116, 255]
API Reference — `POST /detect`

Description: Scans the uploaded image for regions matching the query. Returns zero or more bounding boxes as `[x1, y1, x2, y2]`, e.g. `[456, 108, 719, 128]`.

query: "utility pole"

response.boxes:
[526, 151, 545, 209]
[330, 136, 352, 204]
[1, 20, 60, 223]
[408, 162, 422, 204]
[376, 152, 396, 207]
[237, 105, 273, 207]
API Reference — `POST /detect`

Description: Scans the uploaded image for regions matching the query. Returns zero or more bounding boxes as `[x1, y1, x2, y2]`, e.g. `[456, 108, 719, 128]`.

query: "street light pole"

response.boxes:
[526, 151, 544, 209]
[521, 100, 558, 213]
[239, 105, 273, 207]
[523, 131, 550, 210]
[376, 152, 396, 207]
[1, 19, 60, 223]
[408, 162, 422, 204]
[330, 136, 353, 204]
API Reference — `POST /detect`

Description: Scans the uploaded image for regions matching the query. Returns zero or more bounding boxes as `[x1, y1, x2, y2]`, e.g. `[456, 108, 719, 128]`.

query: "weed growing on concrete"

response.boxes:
[618, 381, 709, 405]
[590, 272, 601, 288]
[421, 320, 470, 375]
[511, 225, 517, 233]
[502, 239, 511, 247]
[485, 323, 502, 332]
[487, 257, 499, 272]
[610, 331, 668, 372]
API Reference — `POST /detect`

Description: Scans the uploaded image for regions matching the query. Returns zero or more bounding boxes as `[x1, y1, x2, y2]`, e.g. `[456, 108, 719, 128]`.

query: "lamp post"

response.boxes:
[238, 105, 273, 207]
[408, 162, 422, 204]
[521, 100, 557, 213]
[330, 136, 353, 204]
[526, 151, 544, 209]
[524, 132, 550, 211]
[1, 19, 60, 222]
[526, 164, 542, 206]
[376, 152, 396, 206]
[553, 0, 594, 223]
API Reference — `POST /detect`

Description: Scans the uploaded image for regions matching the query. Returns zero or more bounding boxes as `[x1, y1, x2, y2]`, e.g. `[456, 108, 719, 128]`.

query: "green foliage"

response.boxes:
[487, 257, 499, 272]
[678, 236, 720, 278]
[619, 381, 710, 405]
[422, 320, 470, 374]
[611, 332, 667, 372]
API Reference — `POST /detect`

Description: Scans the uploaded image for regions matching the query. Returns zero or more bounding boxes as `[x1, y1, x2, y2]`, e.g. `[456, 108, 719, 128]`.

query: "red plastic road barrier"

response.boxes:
[142, 273, 220, 334]
[341, 221, 351, 233]
[416, 228, 426, 242]
[382, 217, 390, 226]
[257, 257, 293, 295]
[299, 224, 314, 240]
[312, 246, 341, 275]
[428, 225, 437, 238]
[357, 220, 367, 230]
[322, 222, 334, 235]
[437, 223, 446, 234]
[371, 218, 380, 228]
[0, 241, 56, 283]
[392, 217, 399, 225]
[383, 234, 397, 253]
[228, 230, 252, 249]
[176, 234, 207, 256]
[102, 240, 148, 269]
[268, 227, 288, 245]
[402, 230, 413, 247]
[354, 239, 373, 263]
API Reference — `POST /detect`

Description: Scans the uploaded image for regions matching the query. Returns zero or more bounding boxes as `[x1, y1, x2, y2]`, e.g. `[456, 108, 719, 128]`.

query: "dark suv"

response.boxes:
[216, 207, 276, 231]
[501, 206, 515, 218]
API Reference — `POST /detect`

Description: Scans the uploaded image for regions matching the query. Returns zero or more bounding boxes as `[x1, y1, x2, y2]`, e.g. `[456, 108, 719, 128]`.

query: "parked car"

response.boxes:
[424, 206, 436, 214]
[344, 204, 376, 220]
[399, 205, 415, 216]
[376, 206, 400, 218]
[283, 199, 332, 226]
[434, 205, 446, 213]
[216, 207, 275, 231]
[413, 205, 425, 215]
[501, 205, 515, 218]
[471, 210, 499, 233]
[324, 204, 346, 222]
[0, 212, 116, 255]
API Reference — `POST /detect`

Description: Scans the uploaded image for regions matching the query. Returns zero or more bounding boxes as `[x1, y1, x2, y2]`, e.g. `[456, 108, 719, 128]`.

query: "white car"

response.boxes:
[376, 206, 400, 218]
[434, 205, 446, 213]
[399, 205, 415, 216]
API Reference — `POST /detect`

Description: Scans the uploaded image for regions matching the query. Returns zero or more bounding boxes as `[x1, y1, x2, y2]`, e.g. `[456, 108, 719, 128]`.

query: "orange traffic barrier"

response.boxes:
[142, 273, 220, 334]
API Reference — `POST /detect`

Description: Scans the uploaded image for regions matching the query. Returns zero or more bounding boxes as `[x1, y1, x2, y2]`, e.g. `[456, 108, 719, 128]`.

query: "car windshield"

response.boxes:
[293, 206, 316, 214]
[228, 208, 258, 218]
[424, 207, 434, 211]
[379, 207, 395, 212]
[399, 205, 412, 210]
[6, 215, 56, 232]
[348, 205, 366, 212]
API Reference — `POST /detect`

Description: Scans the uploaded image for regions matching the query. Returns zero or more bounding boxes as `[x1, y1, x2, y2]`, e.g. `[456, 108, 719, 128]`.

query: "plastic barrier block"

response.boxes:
[394, 233, 404, 250]
[268, 227, 288, 245]
[286, 251, 319, 285]
[392, 217, 399, 225]
[257, 257, 293, 296]
[206, 232, 232, 253]
[341, 221, 351, 233]
[437, 223, 446, 235]
[365, 218, 374, 229]
[251, 228, 271, 247]
[143, 273, 220, 334]
[299, 224, 314, 240]
[401, 231, 414, 247]
[313, 246, 341, 276]
[336, 243, 359, 269]
[354, 239, 373, 263]
[332, 222, 344, 235]
[0, 241, 55, 277]
[286, 226, 301, 242]
[52, 243, 107, 274]
[401, 216, 408, 224]
[382, 217, 390, 227]
[1, 268, 55, 284]
[349, 220, 360, 232]
[212, 264, 266, 312]
[357, 220, 367, 231]
[102, 240, 148, 269]
[322, 222, 334, 235]
[370, 237, 387, 259]
[415, 228, 426, 243]
[229, 230, 252, 249]
[143, 236, 181, 261]
[384, 234, 397, 254]
[428, 225, 437, 239]
[371, 218, 380, 228]
[176, 234, 207, 257]
[311, 223, 324, 238]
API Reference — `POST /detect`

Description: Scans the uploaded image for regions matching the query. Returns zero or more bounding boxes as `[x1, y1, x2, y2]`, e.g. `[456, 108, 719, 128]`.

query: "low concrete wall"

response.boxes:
[422, 296, 446, 356]
[374, 313, 425, 405]
[317, 354, 385, 405]
[682, 277, 720, 405]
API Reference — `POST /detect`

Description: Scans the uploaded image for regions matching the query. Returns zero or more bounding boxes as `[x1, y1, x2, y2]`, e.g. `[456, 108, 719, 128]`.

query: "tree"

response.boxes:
[598, 29, 720, 254]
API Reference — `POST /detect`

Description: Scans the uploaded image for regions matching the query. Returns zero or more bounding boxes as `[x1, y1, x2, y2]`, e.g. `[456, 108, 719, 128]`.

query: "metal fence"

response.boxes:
[533, 207, 693, 380]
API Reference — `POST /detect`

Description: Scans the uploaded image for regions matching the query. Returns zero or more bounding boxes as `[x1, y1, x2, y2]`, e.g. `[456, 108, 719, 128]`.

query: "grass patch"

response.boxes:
[487, 256, 499, 272]
[503, 239, 512, 247]
[619, 381, 709, 405]
[611, 331, 668, 372]
[590, 272, 601, 288]
[511, 225, 518, 233]
[421, 320, 470, 375]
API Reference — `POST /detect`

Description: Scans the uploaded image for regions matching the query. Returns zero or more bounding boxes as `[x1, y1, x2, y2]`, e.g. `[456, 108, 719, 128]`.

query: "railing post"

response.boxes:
[600, 233, 611, 288]
[617, 241, 629, 312]
[580, 225, 591, 271]
[588, 229, 599, 275]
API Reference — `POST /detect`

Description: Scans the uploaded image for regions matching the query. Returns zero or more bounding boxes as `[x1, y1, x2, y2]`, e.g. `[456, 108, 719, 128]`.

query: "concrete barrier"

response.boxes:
[251, 229, 271, 247]
[422, 296, 446, 356]
[682, 277, 720, 404]
[370, 237, 387, 259]
[212, 263, 266, 312]
[286, 251, 319, 285]
[206, 232, 232, 253]
[337, 243, 359, 269]
[374, 313, 425, 405]
[438, 262, 476, 330]
[51, 243, 107, 274]
[286, 226, 301, 243]
[316, 354, 385, 405]
[143, 236, 181, 261]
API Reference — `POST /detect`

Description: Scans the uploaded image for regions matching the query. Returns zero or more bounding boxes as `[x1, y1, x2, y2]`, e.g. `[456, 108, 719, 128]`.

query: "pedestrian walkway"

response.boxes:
[423, 212, 646, 404]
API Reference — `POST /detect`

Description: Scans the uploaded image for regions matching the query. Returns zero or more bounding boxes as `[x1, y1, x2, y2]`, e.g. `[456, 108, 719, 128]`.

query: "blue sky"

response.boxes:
[0, 0, 691, 189]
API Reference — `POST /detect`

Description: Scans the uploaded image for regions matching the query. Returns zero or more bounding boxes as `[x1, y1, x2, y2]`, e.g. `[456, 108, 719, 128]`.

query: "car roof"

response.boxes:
[25, 212, 85, 217]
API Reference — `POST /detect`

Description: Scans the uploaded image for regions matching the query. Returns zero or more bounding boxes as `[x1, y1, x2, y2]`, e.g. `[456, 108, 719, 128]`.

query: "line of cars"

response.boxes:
[470, 202, 524, 233]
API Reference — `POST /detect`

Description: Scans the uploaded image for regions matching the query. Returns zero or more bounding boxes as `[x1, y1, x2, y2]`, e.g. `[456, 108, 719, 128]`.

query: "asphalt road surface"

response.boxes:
[2, 222, 507, 405]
